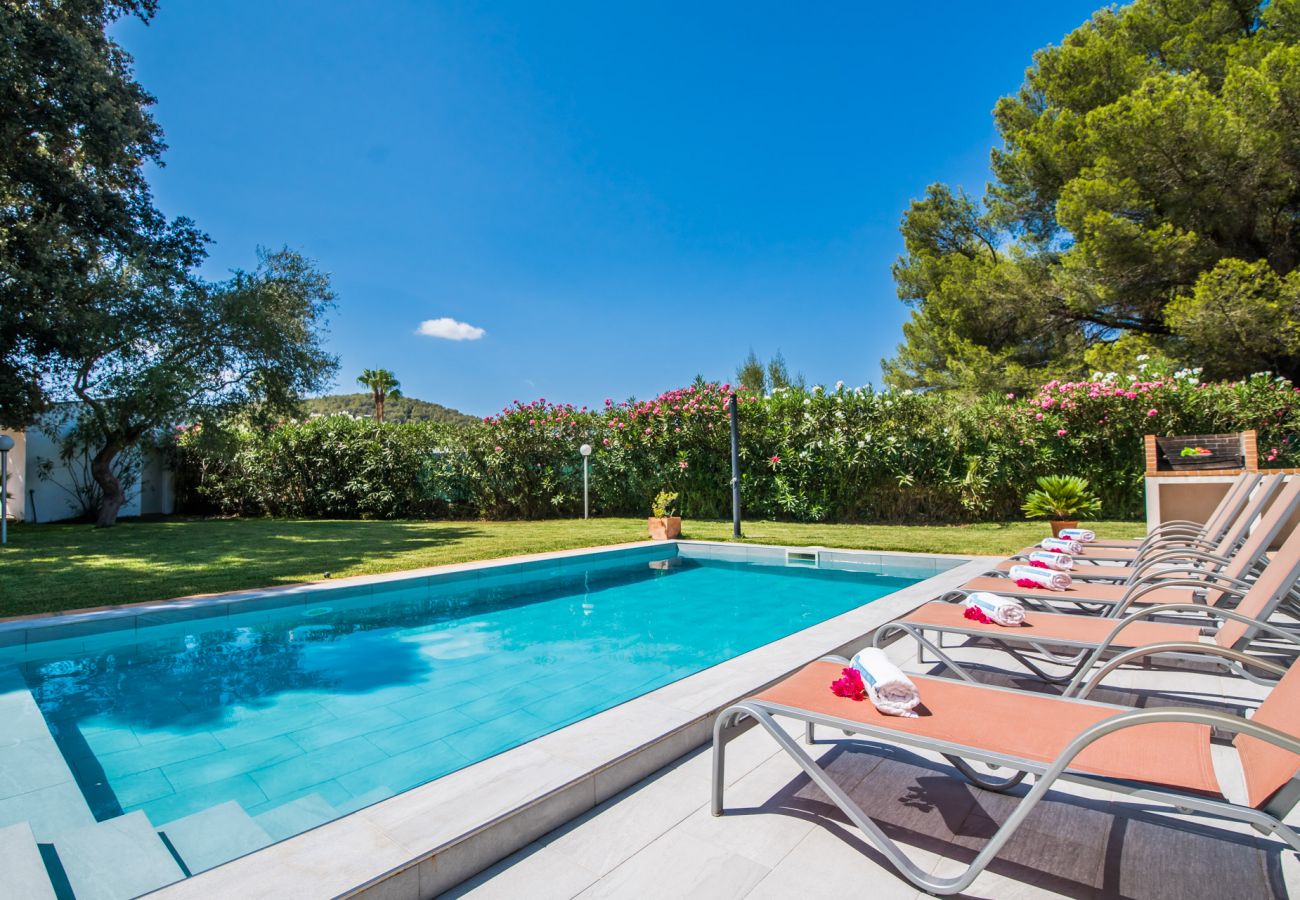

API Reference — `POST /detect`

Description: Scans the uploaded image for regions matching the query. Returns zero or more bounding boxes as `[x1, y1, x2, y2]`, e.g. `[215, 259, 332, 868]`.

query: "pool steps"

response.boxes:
[0, 822, 56, 900]
[2, 791, 350, 899]
[159, 801, 273, 875]
[251, 792, 337, 842]
[55, 811, 184, 899]
[0, 670, 98, 842]
[0, 668, 356, 897]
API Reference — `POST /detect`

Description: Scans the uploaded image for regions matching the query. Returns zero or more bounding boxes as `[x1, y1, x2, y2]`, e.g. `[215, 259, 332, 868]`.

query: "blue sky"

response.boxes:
[114, 1, 1102, 416]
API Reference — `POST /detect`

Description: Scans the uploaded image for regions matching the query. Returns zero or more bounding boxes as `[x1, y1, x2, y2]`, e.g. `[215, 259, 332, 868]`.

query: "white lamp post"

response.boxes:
[0, 434, 13, 546]
[579, 444, 592, 519]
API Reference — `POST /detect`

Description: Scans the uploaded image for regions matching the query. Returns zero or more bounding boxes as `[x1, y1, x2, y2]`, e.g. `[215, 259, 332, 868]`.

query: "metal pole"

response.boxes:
[1, 450, 8, 546]
[578, 443, 592, 520]
[729, 391, 741, 538]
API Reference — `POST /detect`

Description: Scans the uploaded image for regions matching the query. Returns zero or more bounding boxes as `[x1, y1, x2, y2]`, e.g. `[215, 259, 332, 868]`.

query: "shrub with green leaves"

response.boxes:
[651, 491, 679, 518]
[177, 366, 1300, 523]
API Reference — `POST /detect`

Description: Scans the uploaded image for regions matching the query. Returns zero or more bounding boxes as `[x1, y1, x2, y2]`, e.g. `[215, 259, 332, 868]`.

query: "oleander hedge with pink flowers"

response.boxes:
[177, 369, 1300, 523]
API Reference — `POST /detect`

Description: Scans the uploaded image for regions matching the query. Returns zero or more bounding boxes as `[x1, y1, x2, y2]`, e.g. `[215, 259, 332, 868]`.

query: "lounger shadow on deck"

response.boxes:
[722, 741, 1289, 899]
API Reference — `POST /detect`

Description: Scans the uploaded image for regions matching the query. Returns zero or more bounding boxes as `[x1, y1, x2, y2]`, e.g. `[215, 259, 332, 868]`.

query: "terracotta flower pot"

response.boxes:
[1050, 519, 1079, 538]
[647, 516, 682, 540]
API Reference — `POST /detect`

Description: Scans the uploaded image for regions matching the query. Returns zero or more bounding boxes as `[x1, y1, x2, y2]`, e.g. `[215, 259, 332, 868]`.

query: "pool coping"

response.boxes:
[136, 540, 996, 900]
[0, 539, 669, 634]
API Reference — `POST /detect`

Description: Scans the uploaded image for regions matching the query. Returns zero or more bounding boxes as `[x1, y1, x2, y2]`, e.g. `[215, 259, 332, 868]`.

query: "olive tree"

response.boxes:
[60, 248, 338, 526]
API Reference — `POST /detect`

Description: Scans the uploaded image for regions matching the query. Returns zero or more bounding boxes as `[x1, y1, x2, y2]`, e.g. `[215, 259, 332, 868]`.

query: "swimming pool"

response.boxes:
[0, 542, 948, 897]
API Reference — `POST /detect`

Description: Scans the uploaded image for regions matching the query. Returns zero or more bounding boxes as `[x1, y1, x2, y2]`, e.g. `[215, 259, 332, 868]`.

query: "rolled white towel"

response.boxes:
[966, 591, 1026, 626]
[1058, 528, 1095, 543]
[1041, 537, 1083, 554]
[1009, 565, 1073, 591]
[851, 648, 920, 717]
[1027, 549, 1073, 570]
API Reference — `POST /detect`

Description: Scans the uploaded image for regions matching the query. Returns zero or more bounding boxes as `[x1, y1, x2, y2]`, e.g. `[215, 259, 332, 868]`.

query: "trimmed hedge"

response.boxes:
[177, 369, 1300, 522]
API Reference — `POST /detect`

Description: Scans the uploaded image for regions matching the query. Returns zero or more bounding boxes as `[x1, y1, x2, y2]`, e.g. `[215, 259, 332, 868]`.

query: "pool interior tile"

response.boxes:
[99, 732, 226, 780]
[337, 741, 469, 799]
[112, 768, 176, 807]
[134, 602, 231, 629]
[441, 709, 553, 762]
[246, 736, 389, 802]
[243, 779, 354, 819]
[209, 702, 336, 750]
[287, 706, 408, 752]
[161, 736, 303, 792]
[124, 773, 268, 824]
[365, 709, 479, 756]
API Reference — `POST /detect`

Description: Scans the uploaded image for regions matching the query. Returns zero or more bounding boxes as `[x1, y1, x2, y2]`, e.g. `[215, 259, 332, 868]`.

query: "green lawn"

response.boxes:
[0, 517, 1146, 619]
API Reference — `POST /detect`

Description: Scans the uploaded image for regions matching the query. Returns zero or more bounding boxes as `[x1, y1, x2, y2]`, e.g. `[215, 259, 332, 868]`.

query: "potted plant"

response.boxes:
[1021, 475, 1102, 537]
[647, 490, 682, 540]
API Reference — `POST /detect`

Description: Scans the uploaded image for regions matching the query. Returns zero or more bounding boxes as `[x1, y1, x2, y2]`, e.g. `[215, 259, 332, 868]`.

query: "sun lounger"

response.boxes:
[1085, 472, 1258, 549]
[711, 653, 1300, 895]
[875, 517, 1300, 687]
[978, 477, 1300, 607]
[1012, 474, 1281, 567]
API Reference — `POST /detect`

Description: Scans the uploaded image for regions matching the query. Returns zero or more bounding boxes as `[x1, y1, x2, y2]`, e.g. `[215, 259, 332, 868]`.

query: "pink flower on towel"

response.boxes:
[1015, 578, 1040, 589]
[1028, 560, 1049, 569]
[830, 667, 866, 701]
[963, 606, 993, 624]
[1047, 547, 1064, 553]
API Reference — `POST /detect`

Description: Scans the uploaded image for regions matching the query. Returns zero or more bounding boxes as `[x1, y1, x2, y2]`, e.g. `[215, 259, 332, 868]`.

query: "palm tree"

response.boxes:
[356, 368, 401, 422]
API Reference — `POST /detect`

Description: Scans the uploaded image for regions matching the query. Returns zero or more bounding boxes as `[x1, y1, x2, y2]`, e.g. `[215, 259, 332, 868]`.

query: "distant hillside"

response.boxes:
[302, 393, 478, 426]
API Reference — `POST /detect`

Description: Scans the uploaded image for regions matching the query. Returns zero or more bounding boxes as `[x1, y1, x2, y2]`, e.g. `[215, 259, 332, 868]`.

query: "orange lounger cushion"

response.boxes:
[1018, 544, 1140, 561]
[990, 562, 1134, 581]
[957, 576, 1203, 606]
[1073, 545, 1140, 560]
[753, 661, 1222, 797]
[899, 601, 1203, 648]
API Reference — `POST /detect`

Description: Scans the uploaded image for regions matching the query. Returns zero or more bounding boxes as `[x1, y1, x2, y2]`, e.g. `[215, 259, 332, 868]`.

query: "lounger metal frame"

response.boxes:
[711, 655, 1300, 896]
[875, 600, 1300, 688]
[1009, 475, 1284, 575]
[966, 476, 1300, 614]
[1070, 472, 1259, 553]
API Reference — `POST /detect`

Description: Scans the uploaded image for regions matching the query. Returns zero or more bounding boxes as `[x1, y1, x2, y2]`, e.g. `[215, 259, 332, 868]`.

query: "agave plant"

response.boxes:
[1021, 475, 1102, 521]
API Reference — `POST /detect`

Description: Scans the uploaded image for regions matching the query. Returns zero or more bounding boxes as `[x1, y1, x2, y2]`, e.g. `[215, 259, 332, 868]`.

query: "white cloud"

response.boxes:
[416, 317, 486, 341]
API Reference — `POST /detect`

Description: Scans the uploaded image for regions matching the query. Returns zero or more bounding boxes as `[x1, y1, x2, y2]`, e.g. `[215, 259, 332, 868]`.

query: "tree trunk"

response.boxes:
[91, 442, 125, 527]
[373, 388, 384, 423]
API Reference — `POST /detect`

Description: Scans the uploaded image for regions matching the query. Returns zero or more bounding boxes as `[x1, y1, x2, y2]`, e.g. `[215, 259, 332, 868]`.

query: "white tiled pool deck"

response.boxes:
[446, 636, 1299, 899]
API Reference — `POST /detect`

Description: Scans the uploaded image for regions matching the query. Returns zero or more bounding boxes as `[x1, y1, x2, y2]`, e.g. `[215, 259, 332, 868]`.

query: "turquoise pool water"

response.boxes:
[0, 545, 927, 892]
